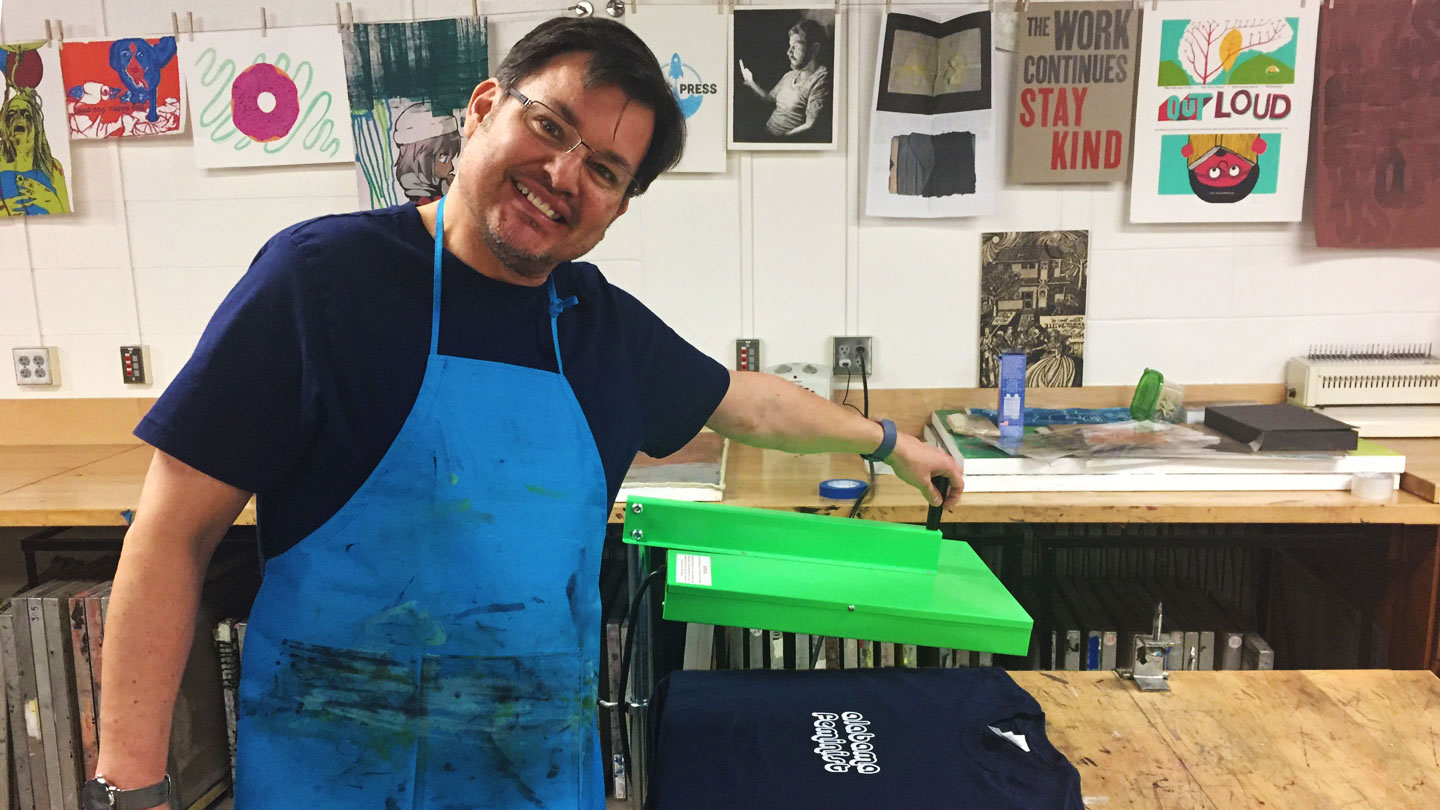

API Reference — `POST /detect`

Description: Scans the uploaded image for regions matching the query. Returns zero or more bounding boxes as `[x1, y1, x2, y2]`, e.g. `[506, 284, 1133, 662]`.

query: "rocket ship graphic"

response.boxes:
[669, 52, 704, 119]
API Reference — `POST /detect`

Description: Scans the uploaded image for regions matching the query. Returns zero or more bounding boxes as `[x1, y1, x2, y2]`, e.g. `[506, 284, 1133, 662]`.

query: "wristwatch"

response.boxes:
[81, 775, 171, 810]
[861, 418, 897, 462]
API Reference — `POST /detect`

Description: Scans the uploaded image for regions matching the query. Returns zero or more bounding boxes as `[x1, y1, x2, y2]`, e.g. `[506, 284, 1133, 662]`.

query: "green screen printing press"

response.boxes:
[621, 498, 1032, 653]
[615, 496, 1034, 805]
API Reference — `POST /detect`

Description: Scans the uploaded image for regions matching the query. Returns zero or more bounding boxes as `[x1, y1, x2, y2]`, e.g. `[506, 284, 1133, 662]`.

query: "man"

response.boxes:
[89, 17, 961, 810]
[738, 19, 832, 139]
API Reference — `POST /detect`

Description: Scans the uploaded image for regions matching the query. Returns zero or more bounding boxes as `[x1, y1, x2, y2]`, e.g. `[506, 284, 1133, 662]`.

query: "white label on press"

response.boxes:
[675, 554, 712, 586]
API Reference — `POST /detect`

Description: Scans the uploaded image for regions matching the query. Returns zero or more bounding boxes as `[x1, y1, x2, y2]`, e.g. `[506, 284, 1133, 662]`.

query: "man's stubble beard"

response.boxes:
[478, 214, 558, 280]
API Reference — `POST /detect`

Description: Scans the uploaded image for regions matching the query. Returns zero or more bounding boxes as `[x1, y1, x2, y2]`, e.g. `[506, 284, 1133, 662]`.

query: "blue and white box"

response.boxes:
[997, 351, 1026, 441]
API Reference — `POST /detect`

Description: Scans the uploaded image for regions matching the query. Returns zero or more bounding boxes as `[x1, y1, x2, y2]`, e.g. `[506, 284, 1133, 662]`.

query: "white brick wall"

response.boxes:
[1, 0, 1436, 399]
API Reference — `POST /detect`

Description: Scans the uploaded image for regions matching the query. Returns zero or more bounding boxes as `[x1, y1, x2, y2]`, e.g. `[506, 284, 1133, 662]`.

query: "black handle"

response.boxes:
[926, 476, 950, 532]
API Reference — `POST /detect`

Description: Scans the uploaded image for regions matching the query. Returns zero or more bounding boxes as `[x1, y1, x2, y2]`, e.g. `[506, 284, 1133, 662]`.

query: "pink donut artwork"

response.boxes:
[231, 62, 300, 142]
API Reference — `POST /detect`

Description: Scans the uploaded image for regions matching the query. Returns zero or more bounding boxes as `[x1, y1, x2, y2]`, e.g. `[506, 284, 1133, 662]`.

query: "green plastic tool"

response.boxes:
[621, 498, 1033, 655]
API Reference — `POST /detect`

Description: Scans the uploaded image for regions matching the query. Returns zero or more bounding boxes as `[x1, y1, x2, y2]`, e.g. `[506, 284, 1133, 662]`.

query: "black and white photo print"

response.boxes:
[730, 7, 839, 150]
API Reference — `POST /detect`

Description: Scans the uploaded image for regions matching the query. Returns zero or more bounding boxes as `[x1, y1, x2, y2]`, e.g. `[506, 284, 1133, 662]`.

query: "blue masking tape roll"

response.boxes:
[819, 478, 869, 499]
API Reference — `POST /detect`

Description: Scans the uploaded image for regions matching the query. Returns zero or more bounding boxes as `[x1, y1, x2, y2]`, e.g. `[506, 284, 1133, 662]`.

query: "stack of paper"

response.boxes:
[927, 410, 1405, 493]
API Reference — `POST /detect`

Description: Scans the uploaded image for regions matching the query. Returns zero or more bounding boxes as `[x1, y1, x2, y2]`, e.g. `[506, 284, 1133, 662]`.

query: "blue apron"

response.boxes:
[235, 196, 609, 809]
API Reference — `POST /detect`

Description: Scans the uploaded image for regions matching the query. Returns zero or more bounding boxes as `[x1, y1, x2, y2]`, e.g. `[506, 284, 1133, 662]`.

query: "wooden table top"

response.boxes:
[1012, 669, 1440, 810]
[2, 441, 1439, 527]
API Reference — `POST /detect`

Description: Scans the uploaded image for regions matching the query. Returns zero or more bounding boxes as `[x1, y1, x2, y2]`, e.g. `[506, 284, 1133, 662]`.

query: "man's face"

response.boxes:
[787, 33, 813, 70]
[452, 52, 654, 279]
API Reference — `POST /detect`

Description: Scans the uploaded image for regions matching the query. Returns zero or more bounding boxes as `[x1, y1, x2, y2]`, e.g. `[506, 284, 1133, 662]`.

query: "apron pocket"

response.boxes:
[418, 650, 587, 808]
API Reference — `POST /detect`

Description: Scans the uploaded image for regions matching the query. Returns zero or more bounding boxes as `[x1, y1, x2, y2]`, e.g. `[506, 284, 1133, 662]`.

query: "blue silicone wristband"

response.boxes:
[862, 418, 897, 462]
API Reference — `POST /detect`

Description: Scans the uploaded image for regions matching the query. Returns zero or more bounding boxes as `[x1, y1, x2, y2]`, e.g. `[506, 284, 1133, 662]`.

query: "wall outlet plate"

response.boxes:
[12, 347, 57, 386]
[832, 337, 873, 373]
[120, 345, 151, 385]
[735, 338, 760, 371]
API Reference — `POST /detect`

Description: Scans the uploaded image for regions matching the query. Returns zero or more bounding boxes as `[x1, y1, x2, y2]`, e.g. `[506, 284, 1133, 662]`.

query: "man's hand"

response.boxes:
[885, 433, 964, 508]
[738, 59, 754, 84]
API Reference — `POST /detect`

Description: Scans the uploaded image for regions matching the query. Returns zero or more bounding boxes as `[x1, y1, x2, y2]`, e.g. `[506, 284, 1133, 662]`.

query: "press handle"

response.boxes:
[926, 476, 950, 531]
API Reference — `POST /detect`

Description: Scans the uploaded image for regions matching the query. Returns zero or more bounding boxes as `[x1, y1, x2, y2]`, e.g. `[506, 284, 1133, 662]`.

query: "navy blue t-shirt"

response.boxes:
[647, 667, 1084, 809]
[137, 204, 730, 559]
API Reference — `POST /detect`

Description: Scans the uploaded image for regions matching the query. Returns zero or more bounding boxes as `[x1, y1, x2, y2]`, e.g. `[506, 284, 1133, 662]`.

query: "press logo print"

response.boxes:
[811, 712, 880, 774]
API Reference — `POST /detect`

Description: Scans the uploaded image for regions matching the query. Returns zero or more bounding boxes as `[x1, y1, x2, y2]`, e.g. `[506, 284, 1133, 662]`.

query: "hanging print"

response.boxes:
[1, 42, 72, 216]
[342, 18, 488, 208]
[730, 7, 840, 150]
[1312, 0, 1440, 248]
[866, 10, 995, 218]
[183, 27, 355, 169]
[979, 231, 1088, 388]
[628, 5, 727, 172]
[1010, 2, 1138, 183]
[61, 37, 185, 138]
[1129, 1, 1319, 223]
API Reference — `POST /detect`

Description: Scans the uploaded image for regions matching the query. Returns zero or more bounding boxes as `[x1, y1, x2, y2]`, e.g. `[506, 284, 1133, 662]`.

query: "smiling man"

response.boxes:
[90, 17, 960, 810]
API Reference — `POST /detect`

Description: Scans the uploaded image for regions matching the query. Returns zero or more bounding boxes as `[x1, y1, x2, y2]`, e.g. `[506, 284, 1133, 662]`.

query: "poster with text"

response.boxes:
[866, 11, 994, 218]
[1313, 0, 1440, 248]
[183, 27, 355, 169]
[730, 7, 839, 150]
[629, 5, 726, 172]
[1130, 2, 1319, 223]
[1, 42, 73, 216]
[979, 231, 1088, 388]
[1010, 2, 1138, 183]
[343, 18, 488, 208]
[61, 37, 185, 138]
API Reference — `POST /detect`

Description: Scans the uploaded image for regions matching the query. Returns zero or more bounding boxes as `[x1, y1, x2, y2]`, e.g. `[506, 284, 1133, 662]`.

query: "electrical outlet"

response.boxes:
[12, 347, 57, 386]
[120, 345, 150, 385]
[735, 338, 760, 371]
[832, 337, 873, 373]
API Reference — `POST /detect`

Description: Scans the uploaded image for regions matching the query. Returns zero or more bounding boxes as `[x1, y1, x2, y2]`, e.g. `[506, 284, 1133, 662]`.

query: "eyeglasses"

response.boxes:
[504, 86, 637, 199]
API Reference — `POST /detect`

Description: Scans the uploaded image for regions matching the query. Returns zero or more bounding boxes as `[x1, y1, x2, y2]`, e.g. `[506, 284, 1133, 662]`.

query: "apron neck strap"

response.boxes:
[430, 197, 447, 356]
[546, 278, 578, 376]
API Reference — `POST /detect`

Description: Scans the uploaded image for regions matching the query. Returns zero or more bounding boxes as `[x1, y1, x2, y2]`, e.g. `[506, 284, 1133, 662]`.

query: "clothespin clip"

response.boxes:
[471, 0, 480, 20]
[261, 8, 268, 36]
[188, 11, 195, 40]
[336, 3, 344, 30]
[336, 2, 355, 30]
[56, 20, 65, 45]
[45, 19, 53, 47]
[885, 0, 892, 16]
[633, 0, 639, 14]
[834, 0, 842, 17]
[1152, 0, 1158, 10]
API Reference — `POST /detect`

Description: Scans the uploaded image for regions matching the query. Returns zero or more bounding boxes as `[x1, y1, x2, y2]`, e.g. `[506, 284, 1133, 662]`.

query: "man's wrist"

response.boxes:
[861, 418, 897, 462]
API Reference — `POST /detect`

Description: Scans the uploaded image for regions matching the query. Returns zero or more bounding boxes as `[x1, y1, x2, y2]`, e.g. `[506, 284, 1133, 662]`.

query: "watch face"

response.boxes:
[81, 779, 113, 810]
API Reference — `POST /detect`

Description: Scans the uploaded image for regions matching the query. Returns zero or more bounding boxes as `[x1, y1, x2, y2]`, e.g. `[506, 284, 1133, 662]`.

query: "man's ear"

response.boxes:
[464, 79, 503, 138]
[616, 196, 631, 218]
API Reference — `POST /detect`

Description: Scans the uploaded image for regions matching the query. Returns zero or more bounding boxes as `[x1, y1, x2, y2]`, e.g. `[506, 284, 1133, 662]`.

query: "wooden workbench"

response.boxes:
[3, 440, 1439, 528]
[1014, 669, 1440, 810]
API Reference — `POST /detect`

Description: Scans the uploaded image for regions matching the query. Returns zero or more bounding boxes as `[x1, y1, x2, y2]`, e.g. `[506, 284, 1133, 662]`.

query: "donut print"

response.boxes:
[231, 62, 300, 142]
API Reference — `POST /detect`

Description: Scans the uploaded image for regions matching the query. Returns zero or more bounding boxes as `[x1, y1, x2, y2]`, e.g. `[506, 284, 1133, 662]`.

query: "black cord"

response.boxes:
[616, 567, 665, 796]
[839, 363, 864, 415]
[848, 349, 876, 519]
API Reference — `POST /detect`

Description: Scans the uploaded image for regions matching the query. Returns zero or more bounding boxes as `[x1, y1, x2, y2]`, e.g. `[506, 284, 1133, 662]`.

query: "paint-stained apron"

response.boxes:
[235, 196, 609, 810]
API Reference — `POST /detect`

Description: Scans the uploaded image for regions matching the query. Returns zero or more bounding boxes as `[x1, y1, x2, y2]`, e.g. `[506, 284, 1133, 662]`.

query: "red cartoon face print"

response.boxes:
[1189, 148, 1254, 188]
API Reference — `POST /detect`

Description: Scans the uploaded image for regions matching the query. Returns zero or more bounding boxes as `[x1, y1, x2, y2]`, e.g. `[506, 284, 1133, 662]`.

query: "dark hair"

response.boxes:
[789, 19, 827, 59]
[494, 16, 684, 197]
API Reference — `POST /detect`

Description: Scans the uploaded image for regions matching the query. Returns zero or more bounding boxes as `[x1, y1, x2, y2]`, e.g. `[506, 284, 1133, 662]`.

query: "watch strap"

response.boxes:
[861, 418, 897, 462]
[100, 775, 171, 810]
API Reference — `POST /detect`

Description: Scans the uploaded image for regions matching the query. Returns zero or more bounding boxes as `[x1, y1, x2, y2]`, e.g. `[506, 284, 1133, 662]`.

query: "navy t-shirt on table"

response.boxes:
[137, 204, 730, 560]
